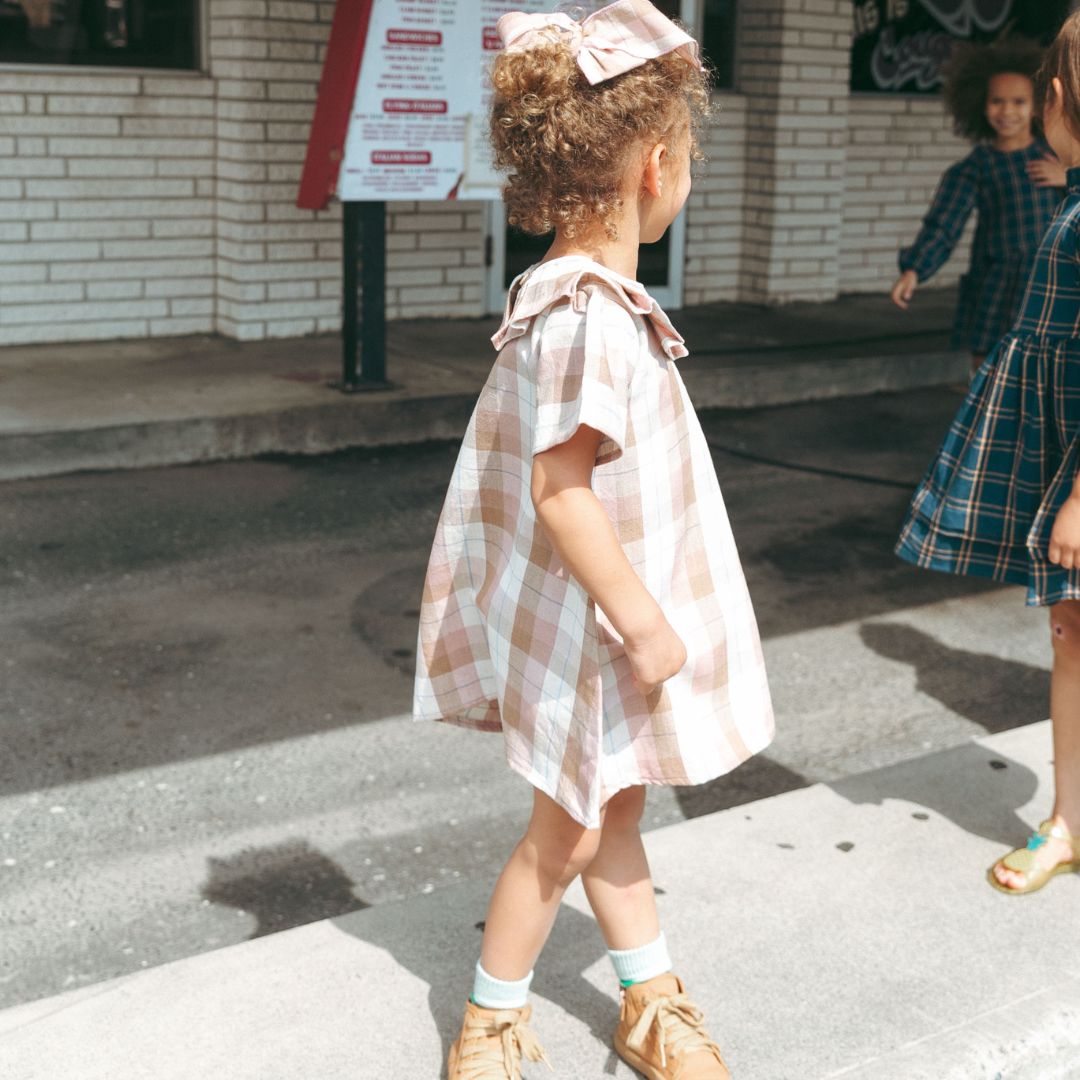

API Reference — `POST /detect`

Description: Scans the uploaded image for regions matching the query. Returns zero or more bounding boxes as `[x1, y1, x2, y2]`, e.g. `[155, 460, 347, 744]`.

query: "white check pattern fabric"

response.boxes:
[413, 256, 774, 826]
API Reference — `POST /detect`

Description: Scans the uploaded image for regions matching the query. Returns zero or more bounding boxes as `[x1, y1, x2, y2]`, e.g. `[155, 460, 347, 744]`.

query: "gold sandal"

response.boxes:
[987, 820, 1080, 896]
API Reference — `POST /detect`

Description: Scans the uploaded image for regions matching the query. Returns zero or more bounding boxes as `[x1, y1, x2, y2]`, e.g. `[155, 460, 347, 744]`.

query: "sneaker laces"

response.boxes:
[456, 1008, 551, 1079]
[624, 992, 724, 1071]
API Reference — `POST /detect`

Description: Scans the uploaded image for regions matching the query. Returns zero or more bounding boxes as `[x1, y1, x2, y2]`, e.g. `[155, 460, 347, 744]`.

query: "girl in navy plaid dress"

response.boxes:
[896, 15, 1080, 896]
[891, 39, 1065, 375]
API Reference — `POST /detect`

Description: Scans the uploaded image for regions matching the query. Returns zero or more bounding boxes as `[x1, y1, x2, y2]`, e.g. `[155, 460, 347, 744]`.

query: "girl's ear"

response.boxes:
[641, 142, 667, 198]
[1051, 76, 1065, 110]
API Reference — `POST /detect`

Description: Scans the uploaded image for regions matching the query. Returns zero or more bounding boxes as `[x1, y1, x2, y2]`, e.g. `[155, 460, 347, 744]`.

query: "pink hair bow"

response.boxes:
[497, 0, 702, 86]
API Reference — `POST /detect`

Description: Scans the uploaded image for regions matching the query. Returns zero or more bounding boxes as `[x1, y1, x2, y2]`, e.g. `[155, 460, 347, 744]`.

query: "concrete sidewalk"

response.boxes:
[2, 721, 1078, 1080]
[0, 288, 966, 481]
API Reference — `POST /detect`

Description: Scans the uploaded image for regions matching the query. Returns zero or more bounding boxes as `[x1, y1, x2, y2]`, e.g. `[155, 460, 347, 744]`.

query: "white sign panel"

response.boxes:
[338, 0, 551, 202]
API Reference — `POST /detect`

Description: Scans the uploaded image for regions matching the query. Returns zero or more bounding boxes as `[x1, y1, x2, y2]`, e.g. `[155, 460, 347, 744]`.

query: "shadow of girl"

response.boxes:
[848, 621, 1046, 846]
[330, 883, 630, 1077]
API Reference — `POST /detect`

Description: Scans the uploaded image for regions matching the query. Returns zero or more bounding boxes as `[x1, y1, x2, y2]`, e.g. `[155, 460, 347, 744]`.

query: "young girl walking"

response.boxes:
[896, 13, 1080, 897]
[890, 37, 1065, 374]
[412, 2, 774, 1076]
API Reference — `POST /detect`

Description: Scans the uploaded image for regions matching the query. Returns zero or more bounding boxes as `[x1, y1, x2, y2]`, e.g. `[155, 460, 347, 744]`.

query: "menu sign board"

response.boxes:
[850, 0, 1070, 94]
[338, 0, 549, 201]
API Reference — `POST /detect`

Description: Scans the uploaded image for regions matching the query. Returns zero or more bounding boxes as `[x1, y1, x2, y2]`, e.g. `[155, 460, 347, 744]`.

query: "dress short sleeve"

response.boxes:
[531, 283, 638, 464]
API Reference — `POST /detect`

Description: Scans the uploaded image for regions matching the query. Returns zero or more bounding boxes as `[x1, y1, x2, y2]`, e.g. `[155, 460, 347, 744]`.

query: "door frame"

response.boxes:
[483, 170, 689, 314]
[483, 0, 697, 314]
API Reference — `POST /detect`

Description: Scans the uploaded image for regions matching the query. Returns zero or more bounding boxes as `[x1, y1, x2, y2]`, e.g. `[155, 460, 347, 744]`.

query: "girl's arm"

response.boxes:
[898, 155, 979, 283]
[1027, 156, 1068, 189]
[531, 424, 686, 695]
[1050, 480, 1080, 569]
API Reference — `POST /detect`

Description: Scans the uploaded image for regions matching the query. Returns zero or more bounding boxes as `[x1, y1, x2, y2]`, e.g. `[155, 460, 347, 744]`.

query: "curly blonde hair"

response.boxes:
[489, 40, 711, 238]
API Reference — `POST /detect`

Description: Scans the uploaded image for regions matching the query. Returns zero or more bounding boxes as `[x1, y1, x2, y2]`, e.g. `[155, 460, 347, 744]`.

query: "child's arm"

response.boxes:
[1027, 156, 1068, 189]
[891, 270, 918, 310]
[1050, 480, 1080, 569]
[891, 157, 978, 308]
[531, 424, 686, 695]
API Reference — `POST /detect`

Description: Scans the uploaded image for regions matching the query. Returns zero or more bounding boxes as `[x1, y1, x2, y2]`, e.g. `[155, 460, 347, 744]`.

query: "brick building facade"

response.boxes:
[0, 0, 988, 348]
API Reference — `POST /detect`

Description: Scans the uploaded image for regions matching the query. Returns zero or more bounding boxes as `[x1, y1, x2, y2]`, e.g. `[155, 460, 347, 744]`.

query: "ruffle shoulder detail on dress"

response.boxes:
[490, 260, 688, 361]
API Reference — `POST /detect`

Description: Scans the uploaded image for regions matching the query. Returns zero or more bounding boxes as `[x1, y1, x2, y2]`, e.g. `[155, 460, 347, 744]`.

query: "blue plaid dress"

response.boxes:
[899, 138, 1062, 354]
[896, 166, 1080, 606]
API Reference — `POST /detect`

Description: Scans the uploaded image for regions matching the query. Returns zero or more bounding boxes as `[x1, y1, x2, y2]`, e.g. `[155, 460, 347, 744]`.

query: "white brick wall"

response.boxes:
[0, 0, 990, 344]
[683, 93, 747, 306]
[385, 202, 486, 320]
[734, 0, 851, 303]
[0, 71, 217, 345]
[0, 0, 488, 345]
[841, 96, 973, 294]
[209, 0, 339, 340]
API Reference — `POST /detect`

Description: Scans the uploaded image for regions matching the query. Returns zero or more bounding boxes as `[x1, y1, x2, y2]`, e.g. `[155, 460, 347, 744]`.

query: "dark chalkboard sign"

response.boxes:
[850, 0, 1071, 94]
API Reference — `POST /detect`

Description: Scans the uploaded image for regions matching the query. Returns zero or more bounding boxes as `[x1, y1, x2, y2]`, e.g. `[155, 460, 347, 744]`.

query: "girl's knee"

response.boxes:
[602, 786, 646, 833]
[529, 826, 602, 886]
[1050, 603, 1080, 658]
[524, 792, 602, 885]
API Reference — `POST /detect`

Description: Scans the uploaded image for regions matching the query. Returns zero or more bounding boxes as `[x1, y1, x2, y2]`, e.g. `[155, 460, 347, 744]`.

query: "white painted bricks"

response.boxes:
[0, 0, 975, 344]
[0, 0, 490, 344]
[841, 97, 973, 292]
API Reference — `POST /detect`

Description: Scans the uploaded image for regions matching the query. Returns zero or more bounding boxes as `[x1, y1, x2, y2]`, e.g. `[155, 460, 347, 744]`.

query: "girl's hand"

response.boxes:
[1028, 156, 1067, 188]
[1049, 494, 1080, 569]
[890, 270, 918, 310]
[622, 611, 687, 696]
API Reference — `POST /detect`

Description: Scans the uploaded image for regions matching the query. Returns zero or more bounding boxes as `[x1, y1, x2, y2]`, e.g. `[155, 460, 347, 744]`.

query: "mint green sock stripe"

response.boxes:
[608, 932, 672, 986]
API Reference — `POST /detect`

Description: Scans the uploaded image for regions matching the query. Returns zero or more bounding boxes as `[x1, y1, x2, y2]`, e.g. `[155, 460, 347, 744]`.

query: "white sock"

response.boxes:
[608, 932, 672, 986]
[471, 961, 533, 1009]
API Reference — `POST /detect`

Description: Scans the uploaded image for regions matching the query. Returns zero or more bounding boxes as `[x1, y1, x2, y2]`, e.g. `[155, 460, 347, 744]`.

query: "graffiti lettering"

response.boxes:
[854, 0, 879, 36]
[870, 25, 955, 90]
[919, 0, 1011, 37]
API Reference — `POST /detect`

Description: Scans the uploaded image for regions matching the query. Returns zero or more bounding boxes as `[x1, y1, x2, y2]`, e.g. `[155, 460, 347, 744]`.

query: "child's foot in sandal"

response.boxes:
[988, 817, 1080, 895]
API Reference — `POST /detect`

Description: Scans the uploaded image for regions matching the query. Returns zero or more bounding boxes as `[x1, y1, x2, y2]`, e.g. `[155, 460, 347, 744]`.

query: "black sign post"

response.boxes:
[335, 200, 390, 393]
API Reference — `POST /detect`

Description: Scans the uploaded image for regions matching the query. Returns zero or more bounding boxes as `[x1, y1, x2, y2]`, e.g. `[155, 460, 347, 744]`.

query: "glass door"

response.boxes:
[485, 0, 696, 313]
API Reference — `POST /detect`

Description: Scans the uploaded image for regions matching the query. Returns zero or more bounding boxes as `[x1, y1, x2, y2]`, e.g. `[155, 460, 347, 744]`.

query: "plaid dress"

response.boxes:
[899, 139, 1062, 354]
[413, 256, 774, 827]
[896, 166, 1080, 607]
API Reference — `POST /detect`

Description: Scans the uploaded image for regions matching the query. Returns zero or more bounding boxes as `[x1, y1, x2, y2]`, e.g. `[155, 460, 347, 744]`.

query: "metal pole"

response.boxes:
[359, 200, 387, 384]
[336, 200, 389, 392]
[341, 201, 361, 388]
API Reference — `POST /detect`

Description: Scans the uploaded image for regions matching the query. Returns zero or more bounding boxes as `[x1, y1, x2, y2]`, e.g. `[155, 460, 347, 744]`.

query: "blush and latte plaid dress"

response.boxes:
[897, 166, 1080, 607]
[413, 256, 774, 827]
[899, 139, 1062, 355]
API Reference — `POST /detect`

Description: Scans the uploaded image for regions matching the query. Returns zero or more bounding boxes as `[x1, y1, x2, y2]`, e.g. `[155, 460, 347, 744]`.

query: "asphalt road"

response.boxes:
[0, 386, 1053, 1009]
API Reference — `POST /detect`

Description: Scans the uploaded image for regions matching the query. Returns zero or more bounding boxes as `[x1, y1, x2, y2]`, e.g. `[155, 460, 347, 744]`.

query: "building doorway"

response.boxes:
[483, 203, 687, 312]
[484, 0, 699, 313]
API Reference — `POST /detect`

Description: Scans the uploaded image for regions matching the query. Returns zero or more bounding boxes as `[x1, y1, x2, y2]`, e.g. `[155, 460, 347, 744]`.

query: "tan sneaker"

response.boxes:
[614, 973, 731, 1079]
[446, 999, 550, 1079]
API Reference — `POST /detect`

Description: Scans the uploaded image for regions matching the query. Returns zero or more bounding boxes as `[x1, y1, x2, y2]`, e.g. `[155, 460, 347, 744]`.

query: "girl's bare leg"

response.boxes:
[479, 789, 602, 980]
[581, 786, 661, 949]
[994, 599, 1080, 888]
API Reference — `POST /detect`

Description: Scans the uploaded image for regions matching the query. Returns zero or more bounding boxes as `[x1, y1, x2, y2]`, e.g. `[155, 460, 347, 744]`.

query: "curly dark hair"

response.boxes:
[489, 40, 711, 238]
[943, 36, 1046, 141]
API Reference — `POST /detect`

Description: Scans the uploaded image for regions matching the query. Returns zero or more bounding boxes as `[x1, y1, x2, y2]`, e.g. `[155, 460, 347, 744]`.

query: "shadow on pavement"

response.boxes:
[201, 839, 370, 938]
[333, 890, 629, 1078]
[674, 756, 809, 819]
[859, 622, 1048, 734]
[831, 737, 1041, 850]
[844, 620, 1049, 849]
